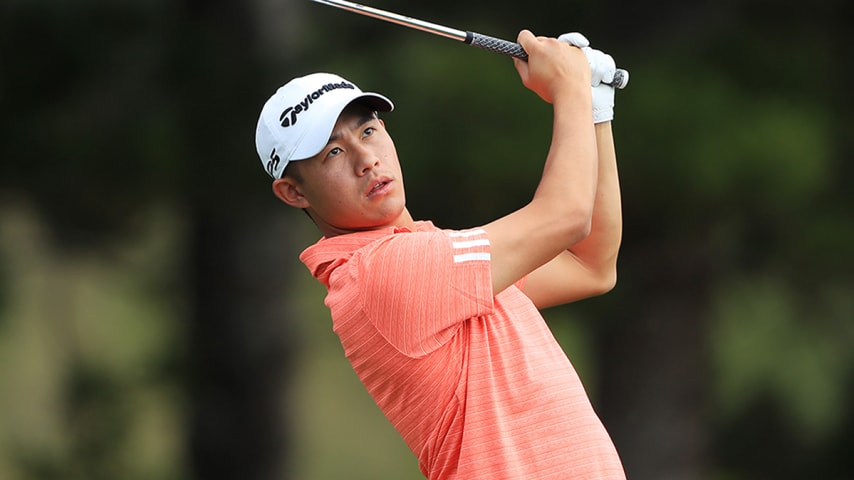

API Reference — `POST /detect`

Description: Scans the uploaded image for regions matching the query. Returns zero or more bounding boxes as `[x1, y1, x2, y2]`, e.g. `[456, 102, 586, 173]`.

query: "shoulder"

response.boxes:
[359, 224, 490, 267]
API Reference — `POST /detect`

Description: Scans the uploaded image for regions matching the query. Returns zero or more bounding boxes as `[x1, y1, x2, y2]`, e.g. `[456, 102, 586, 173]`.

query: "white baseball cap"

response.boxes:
[255, 72, 394, 179]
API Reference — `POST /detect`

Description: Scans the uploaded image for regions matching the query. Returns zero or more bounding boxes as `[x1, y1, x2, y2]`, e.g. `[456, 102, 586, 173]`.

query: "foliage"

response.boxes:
[1, 0, 852, 479]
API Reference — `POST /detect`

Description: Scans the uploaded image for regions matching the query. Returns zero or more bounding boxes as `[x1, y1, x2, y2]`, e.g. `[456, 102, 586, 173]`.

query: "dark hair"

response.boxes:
[281, 160, 303, 182]
[279, 161, 313, 221]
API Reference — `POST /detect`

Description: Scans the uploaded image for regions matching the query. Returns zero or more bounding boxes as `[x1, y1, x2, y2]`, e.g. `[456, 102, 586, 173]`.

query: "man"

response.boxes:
[255, 30, 625, 479]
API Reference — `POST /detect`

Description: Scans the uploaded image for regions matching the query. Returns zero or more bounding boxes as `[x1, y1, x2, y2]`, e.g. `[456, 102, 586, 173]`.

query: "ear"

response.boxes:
[272, 178, 310, 209]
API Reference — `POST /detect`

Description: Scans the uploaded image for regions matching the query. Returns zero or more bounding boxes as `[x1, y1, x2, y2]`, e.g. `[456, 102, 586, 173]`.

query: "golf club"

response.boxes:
[309, 0, 629, 89]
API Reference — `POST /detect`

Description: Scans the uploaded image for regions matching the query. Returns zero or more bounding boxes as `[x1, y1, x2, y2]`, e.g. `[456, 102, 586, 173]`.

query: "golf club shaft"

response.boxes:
[310, 0, 629, 89]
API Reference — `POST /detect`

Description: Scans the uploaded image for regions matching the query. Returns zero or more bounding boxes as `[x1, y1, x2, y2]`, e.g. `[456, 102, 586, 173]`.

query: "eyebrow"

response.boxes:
[327, 112, 377, 144]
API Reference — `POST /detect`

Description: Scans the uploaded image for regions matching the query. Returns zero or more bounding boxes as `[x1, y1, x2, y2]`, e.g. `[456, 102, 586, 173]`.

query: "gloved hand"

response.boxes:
[558, 32, 616, 123]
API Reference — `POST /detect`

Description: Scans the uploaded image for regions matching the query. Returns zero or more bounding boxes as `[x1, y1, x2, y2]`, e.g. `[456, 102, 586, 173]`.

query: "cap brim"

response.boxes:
[351, 92, 394, 113]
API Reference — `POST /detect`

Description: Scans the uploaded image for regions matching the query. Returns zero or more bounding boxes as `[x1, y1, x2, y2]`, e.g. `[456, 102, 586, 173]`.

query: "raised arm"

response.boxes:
[522, 120, 622, 308]
[523, 36, 623, 308]
[482, 30, 598, 295]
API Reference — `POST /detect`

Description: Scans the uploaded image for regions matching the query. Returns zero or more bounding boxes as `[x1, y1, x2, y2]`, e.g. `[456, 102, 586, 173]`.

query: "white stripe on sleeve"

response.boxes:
[453, 252, 491, 263]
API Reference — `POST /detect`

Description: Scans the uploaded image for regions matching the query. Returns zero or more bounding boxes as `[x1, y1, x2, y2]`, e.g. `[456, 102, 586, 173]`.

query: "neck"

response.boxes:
[317, 209, 417, 238]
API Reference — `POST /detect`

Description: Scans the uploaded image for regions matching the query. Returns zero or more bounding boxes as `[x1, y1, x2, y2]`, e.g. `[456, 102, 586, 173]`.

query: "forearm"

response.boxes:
[514, 34, 624, 306]
[485, 32, 601, 295]
[567, 121, 622, 270]
[517, 32, 597, 229]
[531, 93, 598, 233]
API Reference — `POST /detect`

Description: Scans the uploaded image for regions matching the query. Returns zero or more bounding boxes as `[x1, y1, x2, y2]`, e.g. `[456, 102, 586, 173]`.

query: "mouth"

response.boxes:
[366, 177, 392, 198]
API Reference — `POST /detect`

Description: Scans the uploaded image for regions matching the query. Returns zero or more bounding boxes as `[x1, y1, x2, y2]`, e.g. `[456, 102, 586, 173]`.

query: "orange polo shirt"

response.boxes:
[300, 221, 624, 480]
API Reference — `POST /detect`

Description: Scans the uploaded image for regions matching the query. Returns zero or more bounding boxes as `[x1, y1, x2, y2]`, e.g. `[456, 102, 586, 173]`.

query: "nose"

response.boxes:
[354, 144, 380, 176]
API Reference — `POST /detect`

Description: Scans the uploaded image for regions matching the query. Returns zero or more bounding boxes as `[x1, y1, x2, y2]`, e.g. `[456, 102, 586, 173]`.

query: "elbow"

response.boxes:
[559, 208, 594, 246]
[569, 197, 596, 242]
[601, 268, 618, 294]
[590, 263, 618, 297]
[576, 215, 593, 241]
[529, 197, 594, 248]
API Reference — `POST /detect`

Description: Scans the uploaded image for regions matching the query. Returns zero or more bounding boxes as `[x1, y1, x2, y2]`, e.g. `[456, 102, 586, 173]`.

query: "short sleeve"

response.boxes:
[353, 228, 494, 357]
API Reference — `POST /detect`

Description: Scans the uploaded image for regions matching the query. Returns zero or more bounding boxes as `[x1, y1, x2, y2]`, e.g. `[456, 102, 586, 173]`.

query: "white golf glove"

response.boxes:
[558, 32, 615, 123]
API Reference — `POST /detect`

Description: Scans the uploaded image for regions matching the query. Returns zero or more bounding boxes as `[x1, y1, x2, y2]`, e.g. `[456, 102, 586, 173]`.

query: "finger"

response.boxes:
[557, 32, 590, 48]
[584, 48, 617, 86]
[600, 52, 616, 84]
[517, 29, 536, 46]
[513, 56, 528, 73]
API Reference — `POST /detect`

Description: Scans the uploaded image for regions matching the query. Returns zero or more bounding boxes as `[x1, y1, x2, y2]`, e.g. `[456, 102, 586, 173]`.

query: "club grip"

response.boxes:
[465, 31, 528, 59]
[464, 31, 629, 89]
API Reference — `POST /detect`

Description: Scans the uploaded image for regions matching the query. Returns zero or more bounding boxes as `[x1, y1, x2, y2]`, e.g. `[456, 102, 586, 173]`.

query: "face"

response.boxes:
[274, 104, 412, 236]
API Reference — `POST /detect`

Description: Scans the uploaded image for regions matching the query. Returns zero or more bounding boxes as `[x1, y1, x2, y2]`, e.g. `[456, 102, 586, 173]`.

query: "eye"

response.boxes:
[327, 147, 342, 157]
[362, 126, 375, 138]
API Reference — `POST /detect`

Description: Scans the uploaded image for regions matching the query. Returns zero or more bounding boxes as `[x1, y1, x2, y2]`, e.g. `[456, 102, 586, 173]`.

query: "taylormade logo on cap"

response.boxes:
[279, 81, 356, 128]
[255, 73, 393, 180]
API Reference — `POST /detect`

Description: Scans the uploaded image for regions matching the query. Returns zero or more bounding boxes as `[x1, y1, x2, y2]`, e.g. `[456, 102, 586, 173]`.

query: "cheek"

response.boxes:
[306, 170, 353, 206]
[380, 144, 401, 169]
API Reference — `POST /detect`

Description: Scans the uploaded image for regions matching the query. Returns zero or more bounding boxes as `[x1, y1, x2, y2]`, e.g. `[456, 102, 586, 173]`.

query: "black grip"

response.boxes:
[465, 32, 528, 60]
[464, 31, 629, 89]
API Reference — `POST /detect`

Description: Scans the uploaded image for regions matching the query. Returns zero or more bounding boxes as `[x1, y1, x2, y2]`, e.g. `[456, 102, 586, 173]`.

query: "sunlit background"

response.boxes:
[1, 0, 852, 479]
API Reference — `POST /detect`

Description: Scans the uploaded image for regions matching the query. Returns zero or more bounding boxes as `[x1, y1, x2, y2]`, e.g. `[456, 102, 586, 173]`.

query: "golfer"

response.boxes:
[255, 30, 625, 479]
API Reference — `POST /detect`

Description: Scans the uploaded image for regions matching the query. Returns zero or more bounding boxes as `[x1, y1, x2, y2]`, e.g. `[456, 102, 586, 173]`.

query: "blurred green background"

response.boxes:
[1, 0, 852, 479]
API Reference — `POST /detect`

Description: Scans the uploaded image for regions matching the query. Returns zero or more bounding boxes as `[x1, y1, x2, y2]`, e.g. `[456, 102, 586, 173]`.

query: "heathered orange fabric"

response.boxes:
[300, 221, 625, 479]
